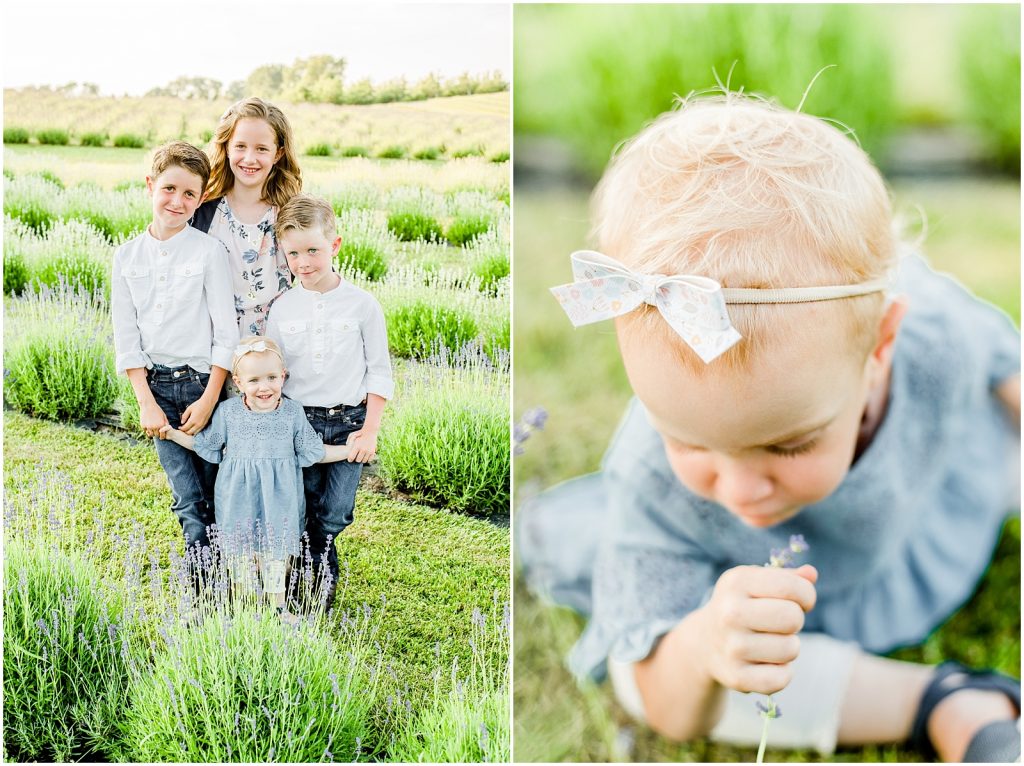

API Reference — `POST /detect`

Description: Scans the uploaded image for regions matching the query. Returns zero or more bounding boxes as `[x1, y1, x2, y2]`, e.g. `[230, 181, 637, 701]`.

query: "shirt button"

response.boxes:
[315, 353, 322, 358]
[159, 276, 166, 281]
[160, 251, 169, 257]
[316, 328, 322, 334]
[185, 268, 191, 275]
[156, 303, 163, 309]
[316, 303, 324, 310]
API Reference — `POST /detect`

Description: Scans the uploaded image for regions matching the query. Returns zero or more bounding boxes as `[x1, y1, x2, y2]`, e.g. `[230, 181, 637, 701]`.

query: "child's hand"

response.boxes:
[140, 401, 169, 439]
[180, 396, 216, 436]
[158, 425, 176, 440]
[697, 563, 817, 697]
[345, 429, 377, 463]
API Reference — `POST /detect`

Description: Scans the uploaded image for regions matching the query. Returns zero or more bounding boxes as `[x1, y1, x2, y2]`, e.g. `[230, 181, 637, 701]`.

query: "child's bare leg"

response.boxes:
[838, 653, 1018, 761]
[258, 555, 288, 610]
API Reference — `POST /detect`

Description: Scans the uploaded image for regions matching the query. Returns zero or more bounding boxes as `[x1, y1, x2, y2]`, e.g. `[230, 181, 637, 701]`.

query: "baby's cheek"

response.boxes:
[664, 450, 715, 500]
[780, 452, 851, 504]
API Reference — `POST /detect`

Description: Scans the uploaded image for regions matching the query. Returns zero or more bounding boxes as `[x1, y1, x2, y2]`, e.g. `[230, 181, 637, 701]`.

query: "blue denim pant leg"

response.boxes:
[148, 366, 219, 551]
[302, 403, 366, 584]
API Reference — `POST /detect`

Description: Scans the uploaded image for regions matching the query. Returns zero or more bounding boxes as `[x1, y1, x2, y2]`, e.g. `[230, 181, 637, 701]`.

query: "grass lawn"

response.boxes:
[512, 179, 1021, 762]
[3, 412, 509, 737]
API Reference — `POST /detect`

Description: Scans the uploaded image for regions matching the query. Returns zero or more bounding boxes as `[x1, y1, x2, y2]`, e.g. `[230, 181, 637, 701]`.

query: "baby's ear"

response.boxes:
[867, 295, 909, 379]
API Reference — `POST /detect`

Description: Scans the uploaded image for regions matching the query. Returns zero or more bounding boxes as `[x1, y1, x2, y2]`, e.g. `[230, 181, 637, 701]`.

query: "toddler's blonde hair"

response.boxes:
[592, 92, 897, 372]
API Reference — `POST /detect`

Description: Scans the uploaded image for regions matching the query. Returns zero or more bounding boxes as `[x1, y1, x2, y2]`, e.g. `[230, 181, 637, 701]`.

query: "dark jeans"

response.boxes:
[148, 365, 220, 551]
[302, 403, 366, 587]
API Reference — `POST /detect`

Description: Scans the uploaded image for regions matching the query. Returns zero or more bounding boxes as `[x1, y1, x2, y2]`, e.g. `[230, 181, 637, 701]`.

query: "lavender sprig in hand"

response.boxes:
[755, 534, 809, 764]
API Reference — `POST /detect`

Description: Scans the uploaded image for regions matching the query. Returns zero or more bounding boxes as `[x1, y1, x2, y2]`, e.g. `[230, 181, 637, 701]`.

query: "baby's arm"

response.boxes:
[158, 425, 195, 451]
[633, 563, 817, 741]
[319, 444, 353, 463]
[996, 372, 1020, 424]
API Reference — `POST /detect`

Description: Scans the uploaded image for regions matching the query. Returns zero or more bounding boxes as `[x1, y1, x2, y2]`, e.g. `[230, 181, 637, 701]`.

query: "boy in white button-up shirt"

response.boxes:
[266, 194, 394, 608]
[111, 141, 239, 557]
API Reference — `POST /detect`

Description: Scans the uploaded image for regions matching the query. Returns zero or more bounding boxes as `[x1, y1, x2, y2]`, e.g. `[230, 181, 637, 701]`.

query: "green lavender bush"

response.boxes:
[35, 129, 70, 146]
[386, 301, 478, 359]
[4, 284, 118, 421]
[123, 609, 382, 762]
[342, 145, 370, 157]
[446, 215, 492, 247]
[387, 211, 443, 243]
[79, 132, 107, 147]
[4, 126, 30, 144]
[306, 142, 332, 157]
[112, 133, 146, 149]
[379, 357, 509, 515]
[3, 539, 140, 762]
[337, 241, 389, 281]
[4, 250, 31, 295]
[377, 145, 408, 159]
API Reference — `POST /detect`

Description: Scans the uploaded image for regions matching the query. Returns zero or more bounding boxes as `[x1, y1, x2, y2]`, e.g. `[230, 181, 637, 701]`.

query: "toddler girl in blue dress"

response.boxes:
[162, 336, 352, 617]
[522, 93, 1020, 761]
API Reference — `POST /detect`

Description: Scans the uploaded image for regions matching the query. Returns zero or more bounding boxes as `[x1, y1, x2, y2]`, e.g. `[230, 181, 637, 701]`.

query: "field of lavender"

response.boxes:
[2, 93, 510, 762]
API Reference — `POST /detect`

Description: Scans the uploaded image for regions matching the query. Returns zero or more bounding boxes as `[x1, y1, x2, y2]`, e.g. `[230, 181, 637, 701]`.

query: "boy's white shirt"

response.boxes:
[265, 279, 394, 408]
[111, 225, 239, 374]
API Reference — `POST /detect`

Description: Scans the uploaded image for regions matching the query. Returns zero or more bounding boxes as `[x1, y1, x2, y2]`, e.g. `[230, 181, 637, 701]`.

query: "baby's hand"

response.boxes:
[697, 563, 817, 696]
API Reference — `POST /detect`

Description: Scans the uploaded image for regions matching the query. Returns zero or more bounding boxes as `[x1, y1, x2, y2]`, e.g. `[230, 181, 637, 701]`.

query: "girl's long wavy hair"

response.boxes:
[205, 97, 302, 207]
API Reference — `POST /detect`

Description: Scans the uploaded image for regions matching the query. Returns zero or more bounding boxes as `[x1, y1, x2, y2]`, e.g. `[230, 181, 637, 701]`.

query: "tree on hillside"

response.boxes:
[245, 65, 287, 100]
[345, 78, 376, 105]
[411, 72, 444, 101]
[283, 56, 346, 104]
[374, 76, 409, 103]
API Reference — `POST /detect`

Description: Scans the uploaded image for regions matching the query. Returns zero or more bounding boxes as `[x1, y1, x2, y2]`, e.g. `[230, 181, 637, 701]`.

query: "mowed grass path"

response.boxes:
[512, 179, 1021, 762]
[4, 413, 509, 705]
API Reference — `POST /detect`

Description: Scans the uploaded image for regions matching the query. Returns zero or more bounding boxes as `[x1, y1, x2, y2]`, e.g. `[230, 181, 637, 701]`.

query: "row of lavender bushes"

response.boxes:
[3, 467, 510, 762]
[3, 282, 509, 517]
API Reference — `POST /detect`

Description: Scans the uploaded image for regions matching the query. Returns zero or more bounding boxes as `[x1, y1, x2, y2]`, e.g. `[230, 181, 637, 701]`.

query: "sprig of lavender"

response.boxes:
[513, 406, 548, 455]
[755, 534, 809, 764]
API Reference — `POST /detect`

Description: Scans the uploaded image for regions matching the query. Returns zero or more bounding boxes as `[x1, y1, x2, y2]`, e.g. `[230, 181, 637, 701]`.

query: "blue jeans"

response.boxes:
[148, 365, 220, 551]
[302, 402, 366, 585]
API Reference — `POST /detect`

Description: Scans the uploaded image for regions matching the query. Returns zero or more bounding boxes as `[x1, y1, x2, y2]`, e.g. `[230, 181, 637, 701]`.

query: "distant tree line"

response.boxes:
[137, 56, 506, 104]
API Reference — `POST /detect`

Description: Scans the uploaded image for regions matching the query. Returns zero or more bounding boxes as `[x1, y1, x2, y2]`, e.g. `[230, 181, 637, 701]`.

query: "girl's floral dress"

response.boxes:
[206, 199, 293, 337]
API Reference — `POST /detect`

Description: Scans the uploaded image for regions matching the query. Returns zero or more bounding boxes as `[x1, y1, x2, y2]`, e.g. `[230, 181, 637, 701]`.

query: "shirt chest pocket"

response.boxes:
[124, 266, 151, 306]
[172, 262, 205, 306]
[329, 319, 361, 356]
[279, 320, 310, 355]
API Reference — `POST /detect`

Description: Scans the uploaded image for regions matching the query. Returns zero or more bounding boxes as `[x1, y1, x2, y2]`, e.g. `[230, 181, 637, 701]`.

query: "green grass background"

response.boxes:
[512, 180, 1021, 762]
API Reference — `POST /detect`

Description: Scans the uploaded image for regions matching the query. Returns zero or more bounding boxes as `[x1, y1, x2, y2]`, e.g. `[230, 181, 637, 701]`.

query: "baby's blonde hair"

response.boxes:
[593, 92, 897, 373]
[231, 336, 285, 376]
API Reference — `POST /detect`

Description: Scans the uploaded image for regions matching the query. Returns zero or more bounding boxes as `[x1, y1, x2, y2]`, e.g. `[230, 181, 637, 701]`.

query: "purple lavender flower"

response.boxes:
[755, 699, 782, 718]
[513, 406, 548, 456]
[788, 534, 808, 553]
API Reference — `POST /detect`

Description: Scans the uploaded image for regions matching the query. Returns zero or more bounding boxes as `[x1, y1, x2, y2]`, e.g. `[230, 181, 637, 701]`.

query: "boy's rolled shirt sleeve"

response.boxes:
[362, 301, 394, 399]
[206, 240, 239, 370]
[111, 246, 149, 374]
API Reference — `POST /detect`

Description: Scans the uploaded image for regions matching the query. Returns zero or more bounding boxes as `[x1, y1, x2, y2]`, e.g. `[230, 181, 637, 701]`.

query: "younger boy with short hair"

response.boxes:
[266, 193, 394, 607]
[112, 140, 239, 555]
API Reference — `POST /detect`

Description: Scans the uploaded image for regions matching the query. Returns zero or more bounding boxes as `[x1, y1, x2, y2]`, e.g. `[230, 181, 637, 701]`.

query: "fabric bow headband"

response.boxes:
[550, 250, 890, 363]
[232, 340, 284, 371]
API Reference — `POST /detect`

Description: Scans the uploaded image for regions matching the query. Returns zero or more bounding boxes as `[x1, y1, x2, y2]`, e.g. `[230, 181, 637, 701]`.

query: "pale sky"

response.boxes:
[2, 2, 509, 96]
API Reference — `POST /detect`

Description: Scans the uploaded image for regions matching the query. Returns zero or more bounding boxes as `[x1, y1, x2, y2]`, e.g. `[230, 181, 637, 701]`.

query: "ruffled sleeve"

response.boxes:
[568, 399, 717, 682]
[193, 401, 228, 464]
[293, 405, 326, 467]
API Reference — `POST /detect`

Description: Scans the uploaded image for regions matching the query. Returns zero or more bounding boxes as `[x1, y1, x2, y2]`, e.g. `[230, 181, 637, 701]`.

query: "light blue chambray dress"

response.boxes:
[518, 253, 1021, 681]
[194, 395, 325, 558]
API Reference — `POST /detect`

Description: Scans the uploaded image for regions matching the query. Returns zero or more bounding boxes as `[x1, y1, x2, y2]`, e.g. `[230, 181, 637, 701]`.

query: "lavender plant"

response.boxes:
[4, 282, 118, 421]
[755, 534, 809, 764]
[378, 353, 509, 516]
[389, 595, 510, 762]
[3, 538, 144, 762]
[513, 407, 548, 455]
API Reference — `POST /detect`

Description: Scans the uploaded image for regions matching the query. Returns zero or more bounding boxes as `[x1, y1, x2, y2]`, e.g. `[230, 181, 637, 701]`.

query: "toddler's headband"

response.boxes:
[232, 340, 284, 372]
[549, 250, 890, 363]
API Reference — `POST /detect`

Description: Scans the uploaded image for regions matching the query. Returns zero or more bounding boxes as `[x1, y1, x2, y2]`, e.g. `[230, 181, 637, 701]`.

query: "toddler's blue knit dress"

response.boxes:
[194, 395, 325, 558]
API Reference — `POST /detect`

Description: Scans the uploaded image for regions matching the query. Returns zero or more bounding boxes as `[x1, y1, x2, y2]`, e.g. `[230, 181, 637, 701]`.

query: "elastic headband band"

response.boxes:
[550, 250, 890, 363]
